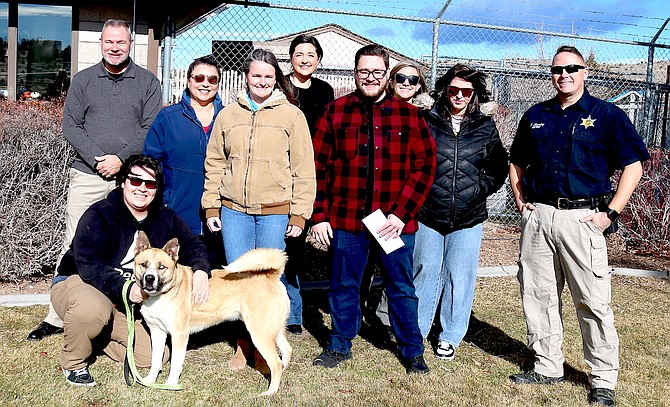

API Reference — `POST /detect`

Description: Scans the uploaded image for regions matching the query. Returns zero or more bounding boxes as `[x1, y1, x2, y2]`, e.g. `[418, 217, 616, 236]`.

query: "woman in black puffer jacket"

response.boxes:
[413, 64, 508, 361]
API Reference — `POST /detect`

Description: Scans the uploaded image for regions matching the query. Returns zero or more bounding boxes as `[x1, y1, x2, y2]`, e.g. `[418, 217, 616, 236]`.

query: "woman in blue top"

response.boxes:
[144, 56, 225, 264]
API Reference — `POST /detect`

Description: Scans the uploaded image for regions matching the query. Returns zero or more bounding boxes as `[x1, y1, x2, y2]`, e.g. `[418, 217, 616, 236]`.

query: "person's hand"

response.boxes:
[129, 282, 146, 304]
[206, 216, 222, 232]
[285, 225, 303, 238]
[192, 270, 210, 306]
[517, 201, 536, 213]
[580, 211, 611, 233]
[94, 154, 123, 178]
[310, 222, 333, 246]
[377, 214, 405, 241]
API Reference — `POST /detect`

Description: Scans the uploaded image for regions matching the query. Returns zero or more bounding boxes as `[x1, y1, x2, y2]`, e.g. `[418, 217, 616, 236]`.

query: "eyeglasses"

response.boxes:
[355, 69, 387, 79]
[550, 64, 586, 75]
[447, 86, 474, 98]
[394, 73, 420, 86]
[127, 176, 158, 190]
[190, 74, 220, 85]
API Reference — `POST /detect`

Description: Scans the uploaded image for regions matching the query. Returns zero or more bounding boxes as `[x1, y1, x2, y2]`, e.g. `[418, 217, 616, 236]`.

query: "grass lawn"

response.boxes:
[1, 275, 668, 406]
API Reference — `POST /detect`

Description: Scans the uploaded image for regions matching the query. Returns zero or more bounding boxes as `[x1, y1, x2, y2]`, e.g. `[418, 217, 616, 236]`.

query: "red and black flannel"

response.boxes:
[312, 91, 436, 234]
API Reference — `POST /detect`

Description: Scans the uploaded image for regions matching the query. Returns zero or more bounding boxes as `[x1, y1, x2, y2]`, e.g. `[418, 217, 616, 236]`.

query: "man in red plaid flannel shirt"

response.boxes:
[310, 44, 436, 374]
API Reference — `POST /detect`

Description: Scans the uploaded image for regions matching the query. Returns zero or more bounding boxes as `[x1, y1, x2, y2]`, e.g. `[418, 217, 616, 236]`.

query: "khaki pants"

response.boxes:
[51, 275, 168, 371]
[44, 169, 116, 327]
[518, 203, 619, 389]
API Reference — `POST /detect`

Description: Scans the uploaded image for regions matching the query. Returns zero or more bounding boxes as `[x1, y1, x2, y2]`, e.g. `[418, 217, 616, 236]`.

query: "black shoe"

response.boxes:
[286, 324, 303, 335]
[312, 349, 352, 368]
[509, 370, 564, 384]
[589, 388, 616, 406]
[404, 355, 430, 374]
[27, 321, 63, 341]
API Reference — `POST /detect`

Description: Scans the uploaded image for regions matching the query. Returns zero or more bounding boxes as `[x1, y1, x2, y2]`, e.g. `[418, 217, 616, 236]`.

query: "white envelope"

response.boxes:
[362, 209, 405, 254]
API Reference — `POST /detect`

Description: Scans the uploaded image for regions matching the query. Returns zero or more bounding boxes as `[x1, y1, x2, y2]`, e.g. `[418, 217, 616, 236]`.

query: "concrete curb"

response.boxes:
[1, 266, 667, 307]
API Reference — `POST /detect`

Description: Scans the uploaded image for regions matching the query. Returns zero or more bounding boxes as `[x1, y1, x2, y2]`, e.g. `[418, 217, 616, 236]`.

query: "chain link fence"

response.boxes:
[165, 2, 670, 233]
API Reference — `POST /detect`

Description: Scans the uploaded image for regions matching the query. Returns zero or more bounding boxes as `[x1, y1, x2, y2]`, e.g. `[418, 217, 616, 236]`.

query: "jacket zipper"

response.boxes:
[243, 110, 257, 208]
[449, 131, 459, 230]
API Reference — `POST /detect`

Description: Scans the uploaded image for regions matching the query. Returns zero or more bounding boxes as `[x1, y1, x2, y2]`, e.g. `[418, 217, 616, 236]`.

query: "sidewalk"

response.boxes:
[1, 266, 667, 307]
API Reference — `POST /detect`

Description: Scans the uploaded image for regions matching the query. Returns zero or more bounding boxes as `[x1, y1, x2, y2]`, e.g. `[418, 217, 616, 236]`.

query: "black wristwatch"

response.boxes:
[605, 207, 620, 222]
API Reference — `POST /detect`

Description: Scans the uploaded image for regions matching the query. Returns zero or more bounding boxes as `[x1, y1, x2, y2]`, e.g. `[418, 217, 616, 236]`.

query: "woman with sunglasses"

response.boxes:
[144, 56, 225, 266]
[203, 49, 315, 336]
[412, 64, 508, 361]
[388, 61, 433, 109]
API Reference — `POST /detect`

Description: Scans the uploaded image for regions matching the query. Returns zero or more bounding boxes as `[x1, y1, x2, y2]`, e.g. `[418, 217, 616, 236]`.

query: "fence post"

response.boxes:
[161, 15, 173, 106]
[430, 1, 452, 88]
[643, 18, 669, 144]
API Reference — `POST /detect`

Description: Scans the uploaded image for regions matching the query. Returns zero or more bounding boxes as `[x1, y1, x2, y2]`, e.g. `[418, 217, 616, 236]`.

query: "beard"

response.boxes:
[356, 78, 389, 101]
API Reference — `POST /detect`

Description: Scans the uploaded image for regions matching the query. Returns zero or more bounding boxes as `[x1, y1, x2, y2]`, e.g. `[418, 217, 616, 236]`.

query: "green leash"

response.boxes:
[122, 279, 184, 391]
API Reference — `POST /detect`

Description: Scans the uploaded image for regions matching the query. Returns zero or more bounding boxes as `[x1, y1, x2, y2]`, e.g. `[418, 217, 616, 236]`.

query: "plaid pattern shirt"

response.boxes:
[312, 91, 436, 234]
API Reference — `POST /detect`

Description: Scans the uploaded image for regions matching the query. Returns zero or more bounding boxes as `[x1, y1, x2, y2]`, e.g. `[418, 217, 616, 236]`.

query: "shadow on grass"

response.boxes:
[464, 314, 590, 387]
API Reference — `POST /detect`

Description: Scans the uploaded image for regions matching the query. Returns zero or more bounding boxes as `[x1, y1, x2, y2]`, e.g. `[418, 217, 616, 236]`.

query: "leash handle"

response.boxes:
[122, 280, 183, 391]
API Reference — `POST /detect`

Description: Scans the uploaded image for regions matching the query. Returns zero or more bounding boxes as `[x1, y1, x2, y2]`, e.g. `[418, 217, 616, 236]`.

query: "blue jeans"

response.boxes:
[219, 206, 302, 325]
[328, 229, 424, 359]
[412, 222, 482, 346]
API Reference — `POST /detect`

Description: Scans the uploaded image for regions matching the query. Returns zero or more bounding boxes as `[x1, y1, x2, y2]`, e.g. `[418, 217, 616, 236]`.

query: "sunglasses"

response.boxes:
[127, 175, 158, 190]
[550, 64, 586, 75]
[190, 74, 220, 85]
[447, 86, 474, 98]
[394, 73, 420, 86]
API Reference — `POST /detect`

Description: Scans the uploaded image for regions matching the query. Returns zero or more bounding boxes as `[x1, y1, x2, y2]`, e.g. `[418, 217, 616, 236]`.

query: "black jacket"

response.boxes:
[58, 188, 211, 306]
[419, 103, 508, 235]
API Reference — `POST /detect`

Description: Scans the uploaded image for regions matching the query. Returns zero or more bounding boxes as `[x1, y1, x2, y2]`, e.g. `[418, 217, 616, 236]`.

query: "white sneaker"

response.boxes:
[435, 341, 456, 360]
[62, 366, 96, 386]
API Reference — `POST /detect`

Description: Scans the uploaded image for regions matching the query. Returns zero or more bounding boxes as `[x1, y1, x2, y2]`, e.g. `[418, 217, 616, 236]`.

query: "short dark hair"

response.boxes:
[554, 45, 585, 63]
[289, 35, 324, 60]
[354, 44, 389, 70]
[187, 56, 221, 79]
[242, 48, 298, 106]
[431, 63, 490, 118]
[116, 154, 164, 208]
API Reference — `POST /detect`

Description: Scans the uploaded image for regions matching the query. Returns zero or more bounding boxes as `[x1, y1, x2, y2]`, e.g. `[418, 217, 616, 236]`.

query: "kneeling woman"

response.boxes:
[413, 64, 508, 361]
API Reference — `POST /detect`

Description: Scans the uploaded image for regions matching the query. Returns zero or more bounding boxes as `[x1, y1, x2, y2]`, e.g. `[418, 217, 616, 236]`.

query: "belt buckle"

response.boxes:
[556, 197, 569, 209]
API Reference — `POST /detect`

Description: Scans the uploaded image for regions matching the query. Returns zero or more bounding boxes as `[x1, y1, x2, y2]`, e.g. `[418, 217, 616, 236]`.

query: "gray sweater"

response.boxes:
[62, 59, 162, 175]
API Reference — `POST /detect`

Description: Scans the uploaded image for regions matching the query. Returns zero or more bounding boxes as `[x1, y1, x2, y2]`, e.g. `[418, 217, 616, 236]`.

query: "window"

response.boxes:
[17, 4, 71, 99]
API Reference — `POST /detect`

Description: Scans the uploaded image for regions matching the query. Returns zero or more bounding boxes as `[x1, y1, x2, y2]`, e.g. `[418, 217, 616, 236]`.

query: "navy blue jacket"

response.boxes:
[419, 103, 508, 235]
[144, 90, 224, 234]
[57, 188, 211, 307]
[510, 89, 649, 200]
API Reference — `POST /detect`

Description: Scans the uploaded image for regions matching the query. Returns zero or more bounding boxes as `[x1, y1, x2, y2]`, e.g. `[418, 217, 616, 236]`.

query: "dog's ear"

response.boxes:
[135, 231, 152, 255]
[163, 238, 180, 261]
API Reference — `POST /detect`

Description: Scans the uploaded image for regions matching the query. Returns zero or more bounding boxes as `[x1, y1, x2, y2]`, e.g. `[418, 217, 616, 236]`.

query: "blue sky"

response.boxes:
[1, 1, 666, 64]
[170, 0, 669, 67]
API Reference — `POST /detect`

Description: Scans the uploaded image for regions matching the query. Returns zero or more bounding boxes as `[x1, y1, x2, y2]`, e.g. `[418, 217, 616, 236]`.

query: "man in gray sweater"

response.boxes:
[27, 18, 162, 341]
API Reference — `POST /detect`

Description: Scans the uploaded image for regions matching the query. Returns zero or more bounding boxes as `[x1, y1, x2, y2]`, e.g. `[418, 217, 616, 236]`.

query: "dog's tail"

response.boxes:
[223, 248, 288, 277]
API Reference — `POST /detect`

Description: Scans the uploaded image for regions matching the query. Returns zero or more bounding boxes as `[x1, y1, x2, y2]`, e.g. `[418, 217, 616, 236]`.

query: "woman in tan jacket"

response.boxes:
[202, 49, 316, 329]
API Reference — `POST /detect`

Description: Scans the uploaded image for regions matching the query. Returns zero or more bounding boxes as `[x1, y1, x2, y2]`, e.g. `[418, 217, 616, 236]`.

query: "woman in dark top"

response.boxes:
[282, 35, 335, 335]
[286, 34, 335, 136]
[413, 64, 508, 361]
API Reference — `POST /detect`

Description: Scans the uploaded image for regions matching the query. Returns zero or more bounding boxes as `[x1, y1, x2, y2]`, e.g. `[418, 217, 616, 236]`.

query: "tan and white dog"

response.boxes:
[133, 231, 292, 396]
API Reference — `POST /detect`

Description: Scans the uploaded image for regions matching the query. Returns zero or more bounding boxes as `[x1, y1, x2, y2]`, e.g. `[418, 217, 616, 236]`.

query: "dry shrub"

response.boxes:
[0, 100, 73, 282]
[620, 148, 670, 254]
